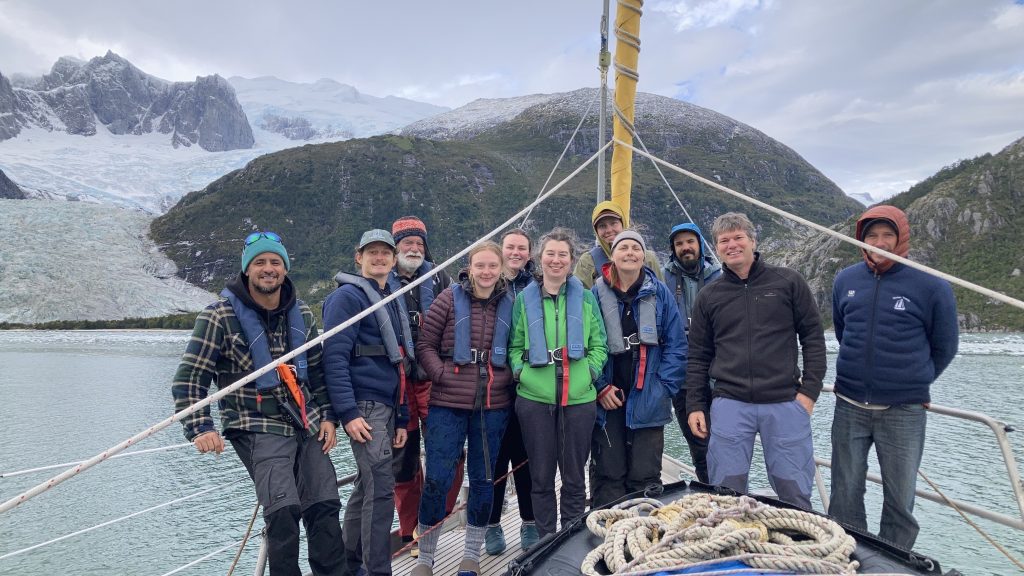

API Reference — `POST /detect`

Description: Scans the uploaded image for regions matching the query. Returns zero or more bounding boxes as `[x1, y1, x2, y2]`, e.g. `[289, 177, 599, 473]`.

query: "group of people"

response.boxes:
[172, 202, 958, 576]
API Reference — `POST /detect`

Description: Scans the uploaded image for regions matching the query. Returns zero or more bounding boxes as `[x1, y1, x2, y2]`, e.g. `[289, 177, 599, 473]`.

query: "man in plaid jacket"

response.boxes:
[172, 232, 344, 576]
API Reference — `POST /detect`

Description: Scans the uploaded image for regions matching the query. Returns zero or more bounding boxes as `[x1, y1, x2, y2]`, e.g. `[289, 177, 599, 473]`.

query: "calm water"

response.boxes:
[0, 330, 1022, 575]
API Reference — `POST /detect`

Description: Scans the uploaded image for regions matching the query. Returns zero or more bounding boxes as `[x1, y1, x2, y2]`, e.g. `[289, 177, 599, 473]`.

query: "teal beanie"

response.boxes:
[241, 236, 290, 272]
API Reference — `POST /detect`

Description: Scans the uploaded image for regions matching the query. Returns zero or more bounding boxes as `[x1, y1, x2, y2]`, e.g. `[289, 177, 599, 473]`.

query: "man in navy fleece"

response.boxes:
[828, 205, 958, 550]
[323, 229, 414, 576]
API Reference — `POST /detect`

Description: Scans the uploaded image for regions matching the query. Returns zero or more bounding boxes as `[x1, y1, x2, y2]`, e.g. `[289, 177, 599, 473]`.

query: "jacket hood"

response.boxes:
[667, 222, 711, 268]
[591, 200, 627, 256]
[855, 205, 910, 274]
[229, 273, 297, 316]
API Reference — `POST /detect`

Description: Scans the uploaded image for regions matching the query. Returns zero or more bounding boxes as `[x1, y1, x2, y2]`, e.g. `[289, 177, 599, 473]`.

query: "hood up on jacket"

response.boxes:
[591, 200, 628, 257]
[667, 222, 716, 273]
[855, 205, 910, 275]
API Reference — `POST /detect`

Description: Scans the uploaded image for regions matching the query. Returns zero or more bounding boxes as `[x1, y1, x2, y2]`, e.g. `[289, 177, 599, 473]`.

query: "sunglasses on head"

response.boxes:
[244, 231, 282, 246]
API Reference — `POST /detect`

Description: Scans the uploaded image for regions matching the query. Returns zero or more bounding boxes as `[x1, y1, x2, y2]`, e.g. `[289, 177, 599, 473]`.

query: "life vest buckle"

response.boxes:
[623, 333, 641, 350]
[547, 348, 564, 364]
[469, 348, 490, 364]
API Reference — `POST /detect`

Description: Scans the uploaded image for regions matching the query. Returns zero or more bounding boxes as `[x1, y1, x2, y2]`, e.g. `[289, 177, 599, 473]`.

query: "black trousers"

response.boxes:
[489, 409, 534, 524]
[672, 390, 710, 483]
[231, 432, 344, 576]
[589, 407, 665, 509]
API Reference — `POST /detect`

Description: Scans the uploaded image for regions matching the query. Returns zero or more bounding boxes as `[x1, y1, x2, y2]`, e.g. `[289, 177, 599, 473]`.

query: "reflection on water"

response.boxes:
[0, 331, 1022, 575]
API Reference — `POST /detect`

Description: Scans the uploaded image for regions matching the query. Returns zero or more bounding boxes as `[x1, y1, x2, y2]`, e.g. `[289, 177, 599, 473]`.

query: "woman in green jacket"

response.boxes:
[509, 227, 608, 538]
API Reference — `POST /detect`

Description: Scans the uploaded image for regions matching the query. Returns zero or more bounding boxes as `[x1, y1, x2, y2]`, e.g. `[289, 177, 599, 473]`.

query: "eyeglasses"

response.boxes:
[244, 231, 282, 246]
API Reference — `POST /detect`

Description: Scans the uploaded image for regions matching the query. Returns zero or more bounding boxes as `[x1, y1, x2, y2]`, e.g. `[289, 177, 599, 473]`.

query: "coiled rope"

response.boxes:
[580, 494, 859, 575]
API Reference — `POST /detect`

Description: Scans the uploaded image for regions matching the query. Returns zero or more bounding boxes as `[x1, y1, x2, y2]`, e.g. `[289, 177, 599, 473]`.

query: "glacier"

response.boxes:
[0, 199, 215, 323]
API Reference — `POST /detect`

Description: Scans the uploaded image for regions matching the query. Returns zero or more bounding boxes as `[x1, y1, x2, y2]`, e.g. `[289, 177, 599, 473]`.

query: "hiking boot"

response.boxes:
[457, 558, 480, 576]
[520, 522, 539, 550]
[485, 524, 506, 555]
[410, 564, 433, 576]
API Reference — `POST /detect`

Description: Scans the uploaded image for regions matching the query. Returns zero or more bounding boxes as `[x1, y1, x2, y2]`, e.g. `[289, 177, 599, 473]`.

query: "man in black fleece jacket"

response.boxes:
[685, 213, 826, 509]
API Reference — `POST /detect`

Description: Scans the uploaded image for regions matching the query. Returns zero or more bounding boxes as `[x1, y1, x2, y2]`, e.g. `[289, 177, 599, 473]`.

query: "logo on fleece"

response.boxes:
[893, 296, 909, 311]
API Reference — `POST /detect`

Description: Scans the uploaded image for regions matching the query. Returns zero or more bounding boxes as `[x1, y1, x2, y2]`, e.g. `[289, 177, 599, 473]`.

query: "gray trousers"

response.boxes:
[342, 401, 396, 576]
[516, 397, 596, 537]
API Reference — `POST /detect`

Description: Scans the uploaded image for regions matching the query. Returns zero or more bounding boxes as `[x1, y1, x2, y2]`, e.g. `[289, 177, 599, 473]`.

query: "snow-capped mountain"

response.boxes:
[228, 76, 448, 141]
[0, 199, 215, 324]
[848, 191, 876, 206]
[1, 51, 253, 151]
[0, 59, 450, 214]
[0, 54, 453, 322]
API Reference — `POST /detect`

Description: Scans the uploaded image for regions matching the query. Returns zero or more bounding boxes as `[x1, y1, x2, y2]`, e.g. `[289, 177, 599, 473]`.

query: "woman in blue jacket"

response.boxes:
[590, 230, 687, 507]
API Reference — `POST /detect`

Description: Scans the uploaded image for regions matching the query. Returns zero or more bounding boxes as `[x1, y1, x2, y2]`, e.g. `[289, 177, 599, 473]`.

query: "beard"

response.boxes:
[397, 252, 424, 274]
[252, 275, 283, 295]
[679, 254, 700, 273]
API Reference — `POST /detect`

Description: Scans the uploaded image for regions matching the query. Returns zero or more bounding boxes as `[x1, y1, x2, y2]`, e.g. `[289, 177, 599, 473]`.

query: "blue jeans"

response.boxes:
[707, 397, 815, 510]
[829, 398, 926, 550]
[419, 406, 509, 528]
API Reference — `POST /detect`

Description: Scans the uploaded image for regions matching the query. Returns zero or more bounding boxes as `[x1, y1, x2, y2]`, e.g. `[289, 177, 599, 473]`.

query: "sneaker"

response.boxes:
[457, 558, 480, 576]
[520, 522, 539, 550]
[409, 528, 420, 558]
[485, 524, 506, 555]
[410, 564, 433, 576]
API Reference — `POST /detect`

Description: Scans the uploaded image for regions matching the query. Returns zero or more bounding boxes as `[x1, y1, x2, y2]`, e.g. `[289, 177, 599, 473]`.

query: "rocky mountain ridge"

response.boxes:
[0, 168, 24, 199]
[1, 51, 253, 151]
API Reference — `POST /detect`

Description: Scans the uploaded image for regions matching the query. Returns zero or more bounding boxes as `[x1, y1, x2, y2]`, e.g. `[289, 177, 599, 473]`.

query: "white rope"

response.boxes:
[0, 139, 614, 516]
[520, 89, 599, 228]
[0, 443, 192, 479]
[615, 138, 1024, 311]
[158, 538, 247, 576]
[0, 474, 246, 561]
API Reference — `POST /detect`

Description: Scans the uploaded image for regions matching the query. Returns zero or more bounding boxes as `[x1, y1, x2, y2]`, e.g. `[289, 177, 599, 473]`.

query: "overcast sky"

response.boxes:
[2, 0, 1022, 201]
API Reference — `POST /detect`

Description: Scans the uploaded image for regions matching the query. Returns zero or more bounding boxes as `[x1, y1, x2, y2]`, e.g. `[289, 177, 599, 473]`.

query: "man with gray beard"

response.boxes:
[388, 216, 459, 551]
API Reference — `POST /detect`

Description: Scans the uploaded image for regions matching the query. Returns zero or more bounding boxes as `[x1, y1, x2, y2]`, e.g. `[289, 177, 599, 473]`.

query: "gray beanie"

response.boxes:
[610, 230, 647, 254]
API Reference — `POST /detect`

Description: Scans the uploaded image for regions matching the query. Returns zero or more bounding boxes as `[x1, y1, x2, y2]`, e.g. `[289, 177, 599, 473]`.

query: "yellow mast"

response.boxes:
[609, 0, 642, 225]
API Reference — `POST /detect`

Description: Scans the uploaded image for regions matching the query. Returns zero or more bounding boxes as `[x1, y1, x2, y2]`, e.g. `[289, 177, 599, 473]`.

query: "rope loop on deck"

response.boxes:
[581, 493, 860, 575]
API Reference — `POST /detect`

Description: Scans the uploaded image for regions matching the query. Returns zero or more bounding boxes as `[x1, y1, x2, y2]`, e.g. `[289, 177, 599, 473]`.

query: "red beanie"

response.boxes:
[391, 216, 428, 244]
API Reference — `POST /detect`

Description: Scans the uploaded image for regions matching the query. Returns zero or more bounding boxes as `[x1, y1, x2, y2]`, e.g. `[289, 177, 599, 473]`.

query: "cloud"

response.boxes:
[651, 0, 769, 31]
[2, 0, 1023, 206]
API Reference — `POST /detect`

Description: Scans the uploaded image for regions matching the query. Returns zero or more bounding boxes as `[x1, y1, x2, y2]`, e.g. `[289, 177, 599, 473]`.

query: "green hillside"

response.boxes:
[152, 92, 861, 303]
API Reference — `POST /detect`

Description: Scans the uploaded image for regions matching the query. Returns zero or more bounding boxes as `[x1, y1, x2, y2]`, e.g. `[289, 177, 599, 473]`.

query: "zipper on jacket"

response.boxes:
[553, 293, 561, 405]
[745, 282, 754, 402]
[866, 274, 881, 403]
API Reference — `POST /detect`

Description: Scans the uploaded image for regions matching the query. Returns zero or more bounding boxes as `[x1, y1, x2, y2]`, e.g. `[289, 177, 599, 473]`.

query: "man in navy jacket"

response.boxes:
[323, 228, 413, 576]
[829, 205, 958, 550]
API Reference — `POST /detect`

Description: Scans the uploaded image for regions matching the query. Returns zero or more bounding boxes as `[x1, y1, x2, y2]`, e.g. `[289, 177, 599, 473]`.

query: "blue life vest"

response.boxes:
[334, 272, 415, 364]
[220, 288, 308, 390]
[451, 284, 514, 367]
[522, 276, 586, 366]
[392, 260, 438, 314]
[589, 245, 610, 281]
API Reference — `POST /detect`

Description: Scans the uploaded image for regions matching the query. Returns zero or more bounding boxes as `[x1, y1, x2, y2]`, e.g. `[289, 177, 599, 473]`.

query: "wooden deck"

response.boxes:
[392, 456, 694, 576]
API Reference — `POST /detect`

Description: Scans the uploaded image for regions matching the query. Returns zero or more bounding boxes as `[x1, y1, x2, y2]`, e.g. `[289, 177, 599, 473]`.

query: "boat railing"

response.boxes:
[250, 473, 357, 576]
[811, 385, 1024, 532]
